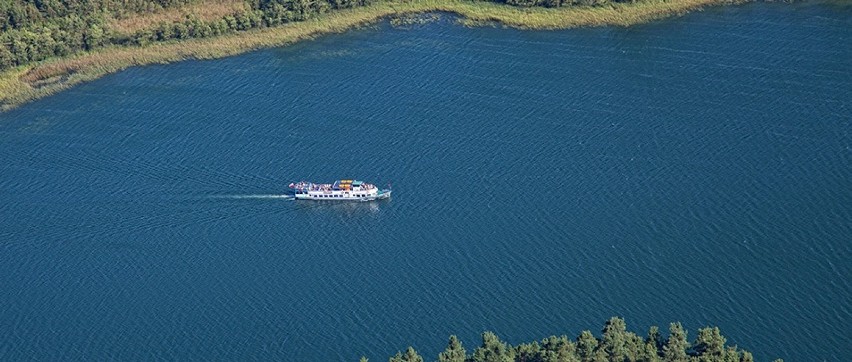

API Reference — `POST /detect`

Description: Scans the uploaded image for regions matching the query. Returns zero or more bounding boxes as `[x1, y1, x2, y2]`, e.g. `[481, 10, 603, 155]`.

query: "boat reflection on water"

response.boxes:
[293, 196, 387, 217]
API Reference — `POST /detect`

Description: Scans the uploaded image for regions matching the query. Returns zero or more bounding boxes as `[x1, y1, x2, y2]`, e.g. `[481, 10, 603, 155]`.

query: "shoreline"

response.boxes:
[0, 0, 739, 113]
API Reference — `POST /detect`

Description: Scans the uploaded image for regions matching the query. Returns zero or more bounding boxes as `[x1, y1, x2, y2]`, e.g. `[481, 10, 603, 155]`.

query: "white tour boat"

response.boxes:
[289, 180, 391, 201]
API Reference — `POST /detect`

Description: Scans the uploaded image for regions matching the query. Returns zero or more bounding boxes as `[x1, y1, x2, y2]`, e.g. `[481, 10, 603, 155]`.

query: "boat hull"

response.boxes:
[294, 189, 391, 201]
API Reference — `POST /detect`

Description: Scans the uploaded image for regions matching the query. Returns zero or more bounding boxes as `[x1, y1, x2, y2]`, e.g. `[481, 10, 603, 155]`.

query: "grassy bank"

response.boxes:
[0, 0, 737, 112]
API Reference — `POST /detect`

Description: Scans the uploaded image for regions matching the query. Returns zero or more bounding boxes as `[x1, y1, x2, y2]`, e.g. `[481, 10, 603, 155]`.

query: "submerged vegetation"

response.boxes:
[371, 317, 782, 362]
[0, 0, 739, 111]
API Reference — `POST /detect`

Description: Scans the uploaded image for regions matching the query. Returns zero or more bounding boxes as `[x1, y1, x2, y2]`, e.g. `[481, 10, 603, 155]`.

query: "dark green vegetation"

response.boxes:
[370, 318, 782, 362]
[0, 0, 646, 70]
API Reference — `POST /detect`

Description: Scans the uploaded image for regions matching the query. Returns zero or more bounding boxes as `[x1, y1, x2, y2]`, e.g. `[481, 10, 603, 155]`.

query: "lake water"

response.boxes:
[1, 2, 850, 361]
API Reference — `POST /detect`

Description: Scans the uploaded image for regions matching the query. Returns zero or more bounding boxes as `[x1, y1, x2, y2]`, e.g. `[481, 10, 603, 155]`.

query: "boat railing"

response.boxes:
[290, 181, 379, 192]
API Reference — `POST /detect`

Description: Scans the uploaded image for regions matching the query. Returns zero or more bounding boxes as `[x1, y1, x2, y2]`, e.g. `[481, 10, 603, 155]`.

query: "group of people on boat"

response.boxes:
[288, 181, 376, 192]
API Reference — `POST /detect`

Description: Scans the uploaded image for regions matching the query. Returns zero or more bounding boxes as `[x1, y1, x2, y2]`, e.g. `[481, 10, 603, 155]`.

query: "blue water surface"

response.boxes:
[1, 2, 850, 361]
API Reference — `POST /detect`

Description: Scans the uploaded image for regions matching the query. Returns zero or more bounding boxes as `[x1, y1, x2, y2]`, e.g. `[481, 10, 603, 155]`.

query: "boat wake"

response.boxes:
[209, 194, 295, 200]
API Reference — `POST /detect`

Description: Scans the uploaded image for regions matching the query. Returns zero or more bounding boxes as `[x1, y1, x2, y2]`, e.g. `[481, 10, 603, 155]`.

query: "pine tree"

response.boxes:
[641, 341, 661, 362]
[722, 346, 740, 362]
[693, 327, 726, 357]
[537, 335, 580, 362]
[577, 330, 599, 362]
[624, 333, 645, 362]
[403, 346, 423, 362]
[514, 341, 542, 362]
[472, 331, 515, 362]
[662, 323, 688, 362]
[645, 326, 664, 352]
[438, 335, 466, 362]
[601, 317, 628, 362]
[389, 347, 423, 362]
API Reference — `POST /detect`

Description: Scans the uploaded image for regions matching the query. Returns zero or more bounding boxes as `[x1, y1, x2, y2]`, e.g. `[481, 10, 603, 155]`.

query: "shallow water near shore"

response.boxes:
[1, 2, 850, 361]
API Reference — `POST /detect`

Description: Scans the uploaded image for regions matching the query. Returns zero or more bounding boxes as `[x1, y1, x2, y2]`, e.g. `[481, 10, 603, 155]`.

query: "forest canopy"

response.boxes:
[371, 317, 782, 362]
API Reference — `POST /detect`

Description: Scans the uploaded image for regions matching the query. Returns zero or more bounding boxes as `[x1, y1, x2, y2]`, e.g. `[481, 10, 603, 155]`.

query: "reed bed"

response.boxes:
[0, 0, 737, 112]
[437, 0, 739, 28]
[108, 0, 249, 36]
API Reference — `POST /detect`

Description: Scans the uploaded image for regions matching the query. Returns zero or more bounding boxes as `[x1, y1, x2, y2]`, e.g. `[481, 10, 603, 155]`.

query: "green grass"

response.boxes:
[0, 0, 740, 112]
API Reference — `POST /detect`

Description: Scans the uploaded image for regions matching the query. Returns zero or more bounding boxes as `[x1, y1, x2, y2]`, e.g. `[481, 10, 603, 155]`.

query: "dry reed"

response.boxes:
[108, 0, 249, 36]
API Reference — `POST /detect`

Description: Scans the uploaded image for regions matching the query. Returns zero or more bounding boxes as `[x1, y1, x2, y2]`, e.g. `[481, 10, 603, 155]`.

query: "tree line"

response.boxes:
[0, 0, 372, 70]
[366, 317, 781, 362]
[0, 0, 646, 71]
